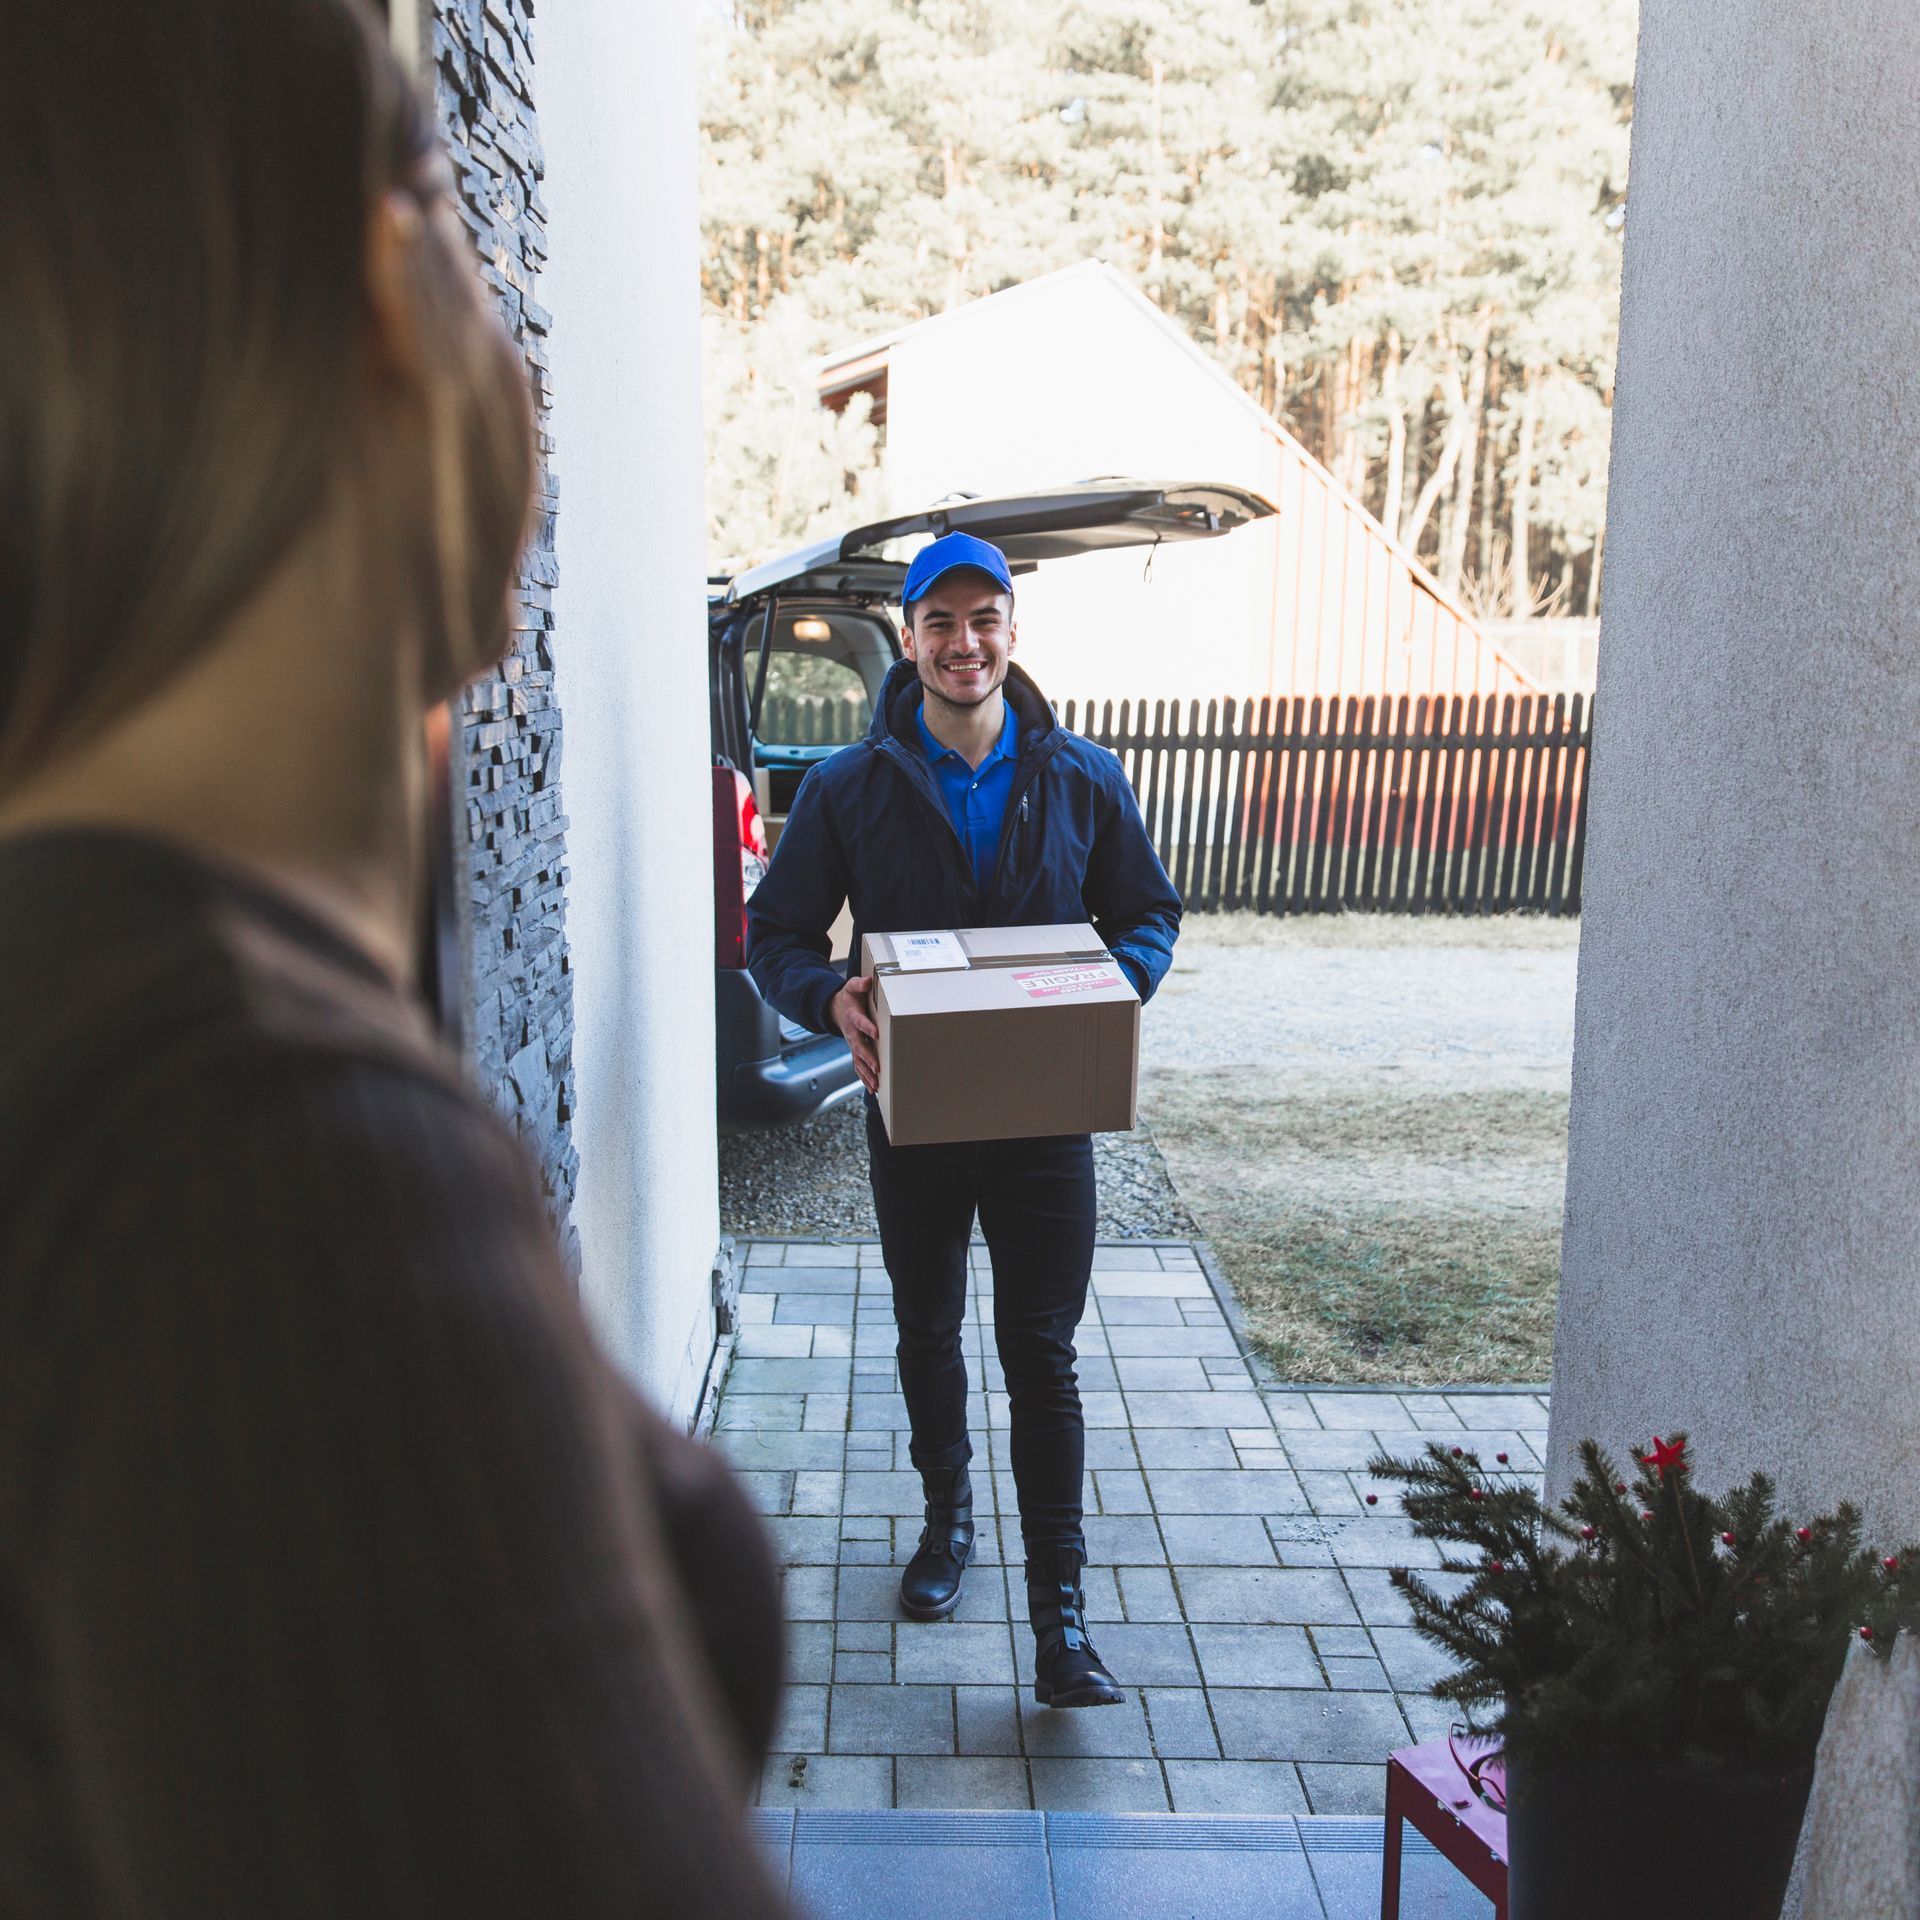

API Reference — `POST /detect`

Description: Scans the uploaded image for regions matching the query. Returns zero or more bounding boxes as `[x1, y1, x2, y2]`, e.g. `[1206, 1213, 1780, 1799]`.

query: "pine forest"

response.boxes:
[700, 0, 1636, 620]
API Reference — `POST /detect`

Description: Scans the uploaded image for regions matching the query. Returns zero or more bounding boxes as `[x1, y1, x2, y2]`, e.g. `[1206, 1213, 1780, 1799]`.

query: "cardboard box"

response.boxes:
[859, 923, 1140, 1146]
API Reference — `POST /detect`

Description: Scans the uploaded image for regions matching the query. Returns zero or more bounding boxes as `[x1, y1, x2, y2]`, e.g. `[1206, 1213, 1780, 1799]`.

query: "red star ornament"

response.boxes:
[1647, 1435, 1688, 1480]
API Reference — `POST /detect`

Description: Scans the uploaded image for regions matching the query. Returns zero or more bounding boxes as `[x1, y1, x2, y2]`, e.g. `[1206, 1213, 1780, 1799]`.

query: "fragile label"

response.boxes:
[887, 931, 969, 972]
[1012, 963, 1123, 999]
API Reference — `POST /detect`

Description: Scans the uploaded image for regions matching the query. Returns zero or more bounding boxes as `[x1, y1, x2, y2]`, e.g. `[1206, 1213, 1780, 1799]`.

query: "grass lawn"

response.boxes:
[1139, 914, 1577, 1386]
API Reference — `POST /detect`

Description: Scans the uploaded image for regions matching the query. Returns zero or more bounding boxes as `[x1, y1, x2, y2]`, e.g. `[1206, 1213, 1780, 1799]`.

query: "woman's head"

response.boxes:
[0, 0, 534, 790]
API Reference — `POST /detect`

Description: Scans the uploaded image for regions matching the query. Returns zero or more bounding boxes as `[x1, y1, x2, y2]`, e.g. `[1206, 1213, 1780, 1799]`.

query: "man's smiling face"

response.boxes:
[902, 567, 1017, 712]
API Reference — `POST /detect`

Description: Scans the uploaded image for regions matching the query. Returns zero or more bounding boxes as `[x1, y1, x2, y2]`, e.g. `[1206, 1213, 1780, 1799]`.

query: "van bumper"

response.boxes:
[716, 967, 860, 1129]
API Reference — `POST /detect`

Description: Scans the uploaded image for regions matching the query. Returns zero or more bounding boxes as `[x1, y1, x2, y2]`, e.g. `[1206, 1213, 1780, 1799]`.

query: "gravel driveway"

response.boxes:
[717, 911, 1575, 1288]
[719, 1098, 1195, 1240]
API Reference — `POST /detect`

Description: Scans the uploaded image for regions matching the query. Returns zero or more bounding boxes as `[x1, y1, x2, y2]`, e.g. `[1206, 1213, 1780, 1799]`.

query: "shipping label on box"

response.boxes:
[860, 923, 1140, 1147]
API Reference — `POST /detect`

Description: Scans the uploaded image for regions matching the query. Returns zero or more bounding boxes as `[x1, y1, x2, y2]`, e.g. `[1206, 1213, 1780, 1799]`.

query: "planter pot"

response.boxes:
[1506, 1753, 1815, 1920]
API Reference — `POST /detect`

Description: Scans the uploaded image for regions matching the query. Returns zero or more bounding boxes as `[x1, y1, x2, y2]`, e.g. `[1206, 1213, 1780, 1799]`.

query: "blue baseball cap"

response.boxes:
[901, 531, 1015, 608]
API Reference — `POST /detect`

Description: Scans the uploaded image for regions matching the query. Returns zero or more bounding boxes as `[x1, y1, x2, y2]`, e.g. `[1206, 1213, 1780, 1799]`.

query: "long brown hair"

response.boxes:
[0, 0, 499, 785]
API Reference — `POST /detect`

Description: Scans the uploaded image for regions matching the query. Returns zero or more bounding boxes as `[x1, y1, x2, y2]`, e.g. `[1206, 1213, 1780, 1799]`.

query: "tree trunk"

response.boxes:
[1401, 361, 1469, 558]
[1478, 360, 1502, 588]
[1440, 306, 1494, 591]
[1510, 364, 1540, 616]
[1381, 330, 1406, 536]
[1335, 330, 1365, 494]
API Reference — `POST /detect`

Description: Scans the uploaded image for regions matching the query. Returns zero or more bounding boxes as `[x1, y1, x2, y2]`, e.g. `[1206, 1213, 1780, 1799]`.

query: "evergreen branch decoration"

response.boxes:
[1369, 1433, 1920, 1770]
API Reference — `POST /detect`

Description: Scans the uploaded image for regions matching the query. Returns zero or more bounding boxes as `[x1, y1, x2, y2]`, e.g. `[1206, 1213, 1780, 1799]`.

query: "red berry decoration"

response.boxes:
[1797, 1527, 1813, 1543]
[1451, 1447, 1464, 1458]
[1721, 1532, 1736, 1547]
[1580, 1525, 1597, 1541]
[1365, 1494, 1378, 1506]
[1615, 1483, 1628, 1495]
[1862, 1626, 1876, 1642]
[1488, 1560, 1505, 1574]
[1642, 1511, 1654, 1523]
[1496, 1452, 1509, 1464]
[1468, 1488, 1483, 1502]
[1885, 1557, 1900, 1574]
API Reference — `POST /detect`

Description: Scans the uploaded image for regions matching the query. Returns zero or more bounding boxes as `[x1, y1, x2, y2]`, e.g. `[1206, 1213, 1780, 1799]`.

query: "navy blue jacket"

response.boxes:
[747, 660, 1181, 1036]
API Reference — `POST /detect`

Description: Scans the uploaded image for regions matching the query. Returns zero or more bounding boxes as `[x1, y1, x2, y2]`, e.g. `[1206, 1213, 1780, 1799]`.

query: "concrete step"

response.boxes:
[751, 1808, 1495, 1919]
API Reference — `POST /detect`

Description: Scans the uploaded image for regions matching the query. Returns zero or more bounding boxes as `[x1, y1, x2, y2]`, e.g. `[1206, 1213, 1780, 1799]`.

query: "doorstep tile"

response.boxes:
[1306, 1393, 1409, 1430]
[775, 1685, 828, 1754]
[1177, 1567, 1360, 1625]
[1105, 1325, 1242, 1358]
[1125, 1391, 1272, 1428]
[1148, 1468, 1308, 1516]
[1369, 1626, 1459, 1693]
[785, 1621, 834, 1685]
[1028, 1756, 1169, 1811]
[782, 1566, 837, 1621]
[715, 1429, 846, 1472]
[1020, 1692, 1155, 1759]
[1096, 1296, 1187, 1326]
[1283, 1430, 1390, 1472]
[1324, 1657, 1393, 1691]
[1083, 1623, 1202, 1687]
[1091, 1272, 1212, 1297]
[716, 1393, 805, 1432]
[1190, 1623, 1322, 1688]
[955, 1685, 1026, 1756]
[828, 1683, 954, 1756]
[738, 1325, 816, 1357]
[1114, 1356, 1214, 1391]
[1084, 1513, 1167, 1565]
[1117, 1563, 1184, 1623]
[1083, 1428, 1143, 1469]
[1210, 1688, 1408, 1764]
[758, 1753, 892, 1809]
[1299, 1762, 1389, 1814]
[1133, 1427, 1240, 1469]
[764, 1517, 840, 1565]
[1163, 1759, 1310, 1815]
[1155, 1514, 1278, 1566]
[894, 1622, 1018, 1687]
[894, 1756, 1032, 1810]
[1140, 1687, 1219, 1759]
[1092, 1468, 1153, 1514]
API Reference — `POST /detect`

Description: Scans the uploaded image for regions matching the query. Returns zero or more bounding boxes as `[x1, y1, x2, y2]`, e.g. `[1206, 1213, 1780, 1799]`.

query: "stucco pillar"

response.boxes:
[1547, 0, 1920, 1536]
[537, 0, 724, 1421]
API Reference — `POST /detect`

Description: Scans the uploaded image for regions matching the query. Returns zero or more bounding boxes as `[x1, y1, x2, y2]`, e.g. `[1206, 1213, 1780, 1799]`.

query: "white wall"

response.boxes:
[1548, 0, 1920, 1539]
[537, 0, 722, 1422]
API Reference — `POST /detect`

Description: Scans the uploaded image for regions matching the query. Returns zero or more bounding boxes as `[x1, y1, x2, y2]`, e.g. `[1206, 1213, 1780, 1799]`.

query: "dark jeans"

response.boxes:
[865, 1104, 1096, 1559]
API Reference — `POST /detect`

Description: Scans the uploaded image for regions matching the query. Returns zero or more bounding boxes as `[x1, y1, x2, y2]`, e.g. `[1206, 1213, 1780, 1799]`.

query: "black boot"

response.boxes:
[1026, 1546, 1124, 1708]
[899, 1463, 974, 1620]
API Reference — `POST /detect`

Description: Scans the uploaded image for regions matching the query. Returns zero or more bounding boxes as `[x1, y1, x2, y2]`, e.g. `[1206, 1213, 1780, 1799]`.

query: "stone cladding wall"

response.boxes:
[431, 0, 579, 1266]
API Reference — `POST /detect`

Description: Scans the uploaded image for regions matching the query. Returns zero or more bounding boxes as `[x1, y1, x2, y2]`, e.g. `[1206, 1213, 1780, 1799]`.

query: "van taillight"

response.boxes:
[713, 765, 769, 968]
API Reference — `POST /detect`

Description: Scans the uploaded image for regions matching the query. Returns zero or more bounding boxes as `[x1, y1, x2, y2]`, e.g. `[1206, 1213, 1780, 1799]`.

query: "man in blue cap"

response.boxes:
[747, 532, 1180, 1709]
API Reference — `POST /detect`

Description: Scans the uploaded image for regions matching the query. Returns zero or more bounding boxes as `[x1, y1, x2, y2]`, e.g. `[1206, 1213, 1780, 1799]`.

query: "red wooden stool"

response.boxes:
[1381, 1735, 1508, 1919]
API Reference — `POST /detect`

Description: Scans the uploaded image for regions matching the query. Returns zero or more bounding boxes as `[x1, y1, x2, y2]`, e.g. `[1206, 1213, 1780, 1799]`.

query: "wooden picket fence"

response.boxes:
[1060, 692, 1592, 916]
[759, 689, 1593, 915]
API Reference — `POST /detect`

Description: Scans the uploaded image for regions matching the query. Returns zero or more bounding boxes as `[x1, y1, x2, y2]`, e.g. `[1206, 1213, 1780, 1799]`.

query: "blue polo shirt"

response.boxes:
[915, 700, 1019, 889]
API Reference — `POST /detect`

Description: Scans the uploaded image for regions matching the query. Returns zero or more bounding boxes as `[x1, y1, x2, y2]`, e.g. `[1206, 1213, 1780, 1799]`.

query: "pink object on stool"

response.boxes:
[1381, 1736, 1508, 1919]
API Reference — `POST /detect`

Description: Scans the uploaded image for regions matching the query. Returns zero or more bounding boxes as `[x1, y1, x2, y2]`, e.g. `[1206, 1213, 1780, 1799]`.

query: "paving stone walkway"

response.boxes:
[715, 1237, 1548, 1819]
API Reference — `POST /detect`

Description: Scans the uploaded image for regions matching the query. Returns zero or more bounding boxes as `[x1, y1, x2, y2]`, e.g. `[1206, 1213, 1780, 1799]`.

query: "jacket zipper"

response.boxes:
[878, 738, 985, 912]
